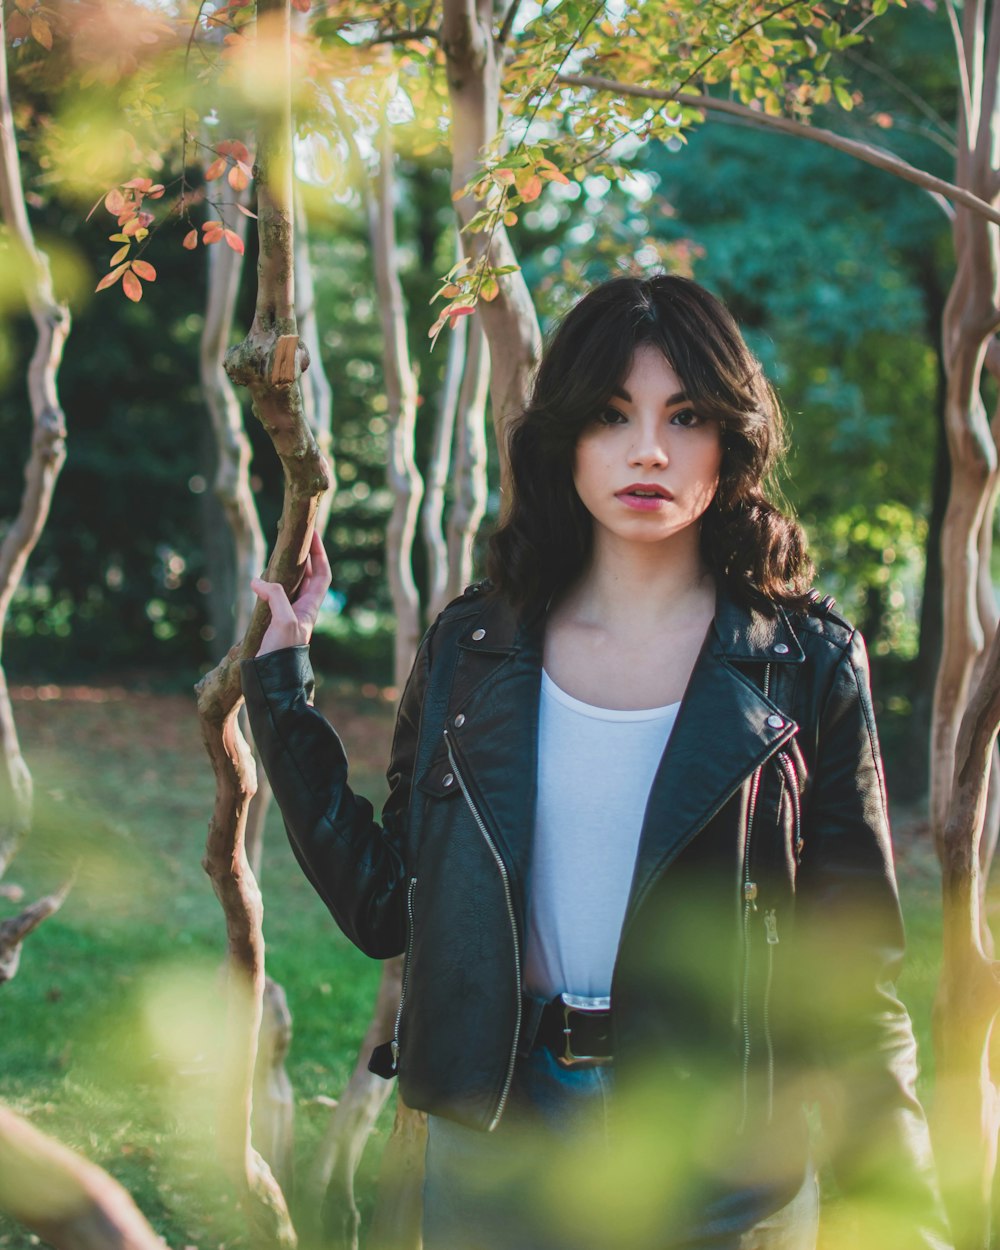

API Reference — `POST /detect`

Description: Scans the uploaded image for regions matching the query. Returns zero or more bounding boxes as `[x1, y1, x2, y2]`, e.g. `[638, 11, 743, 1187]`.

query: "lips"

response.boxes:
[616, 483, 673, 500]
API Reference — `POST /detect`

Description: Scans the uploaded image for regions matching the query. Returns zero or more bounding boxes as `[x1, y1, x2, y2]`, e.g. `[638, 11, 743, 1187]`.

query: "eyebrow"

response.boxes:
[612, 387, 689, 407]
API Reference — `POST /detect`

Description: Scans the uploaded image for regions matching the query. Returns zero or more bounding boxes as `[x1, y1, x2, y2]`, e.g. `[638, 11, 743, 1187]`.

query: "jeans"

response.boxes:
[422, 1046, 819, 1250]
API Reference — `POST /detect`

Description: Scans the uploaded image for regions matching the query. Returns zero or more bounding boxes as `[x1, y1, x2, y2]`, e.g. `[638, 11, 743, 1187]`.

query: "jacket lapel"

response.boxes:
[623, 589, 804, 924]
[441, 595, 544, 908]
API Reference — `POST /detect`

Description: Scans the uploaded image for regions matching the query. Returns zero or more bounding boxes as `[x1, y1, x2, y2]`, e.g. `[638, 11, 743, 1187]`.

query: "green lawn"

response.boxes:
[0, 680, 945, 1248]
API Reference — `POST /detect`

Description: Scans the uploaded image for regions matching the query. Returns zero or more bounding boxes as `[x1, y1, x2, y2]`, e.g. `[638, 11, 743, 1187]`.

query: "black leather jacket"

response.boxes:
[241, 583, 950, 1246]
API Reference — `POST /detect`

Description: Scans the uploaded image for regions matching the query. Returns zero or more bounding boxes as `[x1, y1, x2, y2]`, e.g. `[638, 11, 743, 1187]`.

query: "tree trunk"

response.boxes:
[441, 0, 542, 498]
[303, 958, 402, 1248]
[930, 4, 1000, 1246]
[0, 1104, 162, 1250]
[195, 2, 330, 1243]
[0, 5, 70, 972]
[423, 233, 466, 616]
[444, 314, 490, 605]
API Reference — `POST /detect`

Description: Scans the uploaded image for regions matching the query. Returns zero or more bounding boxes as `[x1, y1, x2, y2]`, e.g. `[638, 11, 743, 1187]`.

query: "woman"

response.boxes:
[242, 275, 949, 1249]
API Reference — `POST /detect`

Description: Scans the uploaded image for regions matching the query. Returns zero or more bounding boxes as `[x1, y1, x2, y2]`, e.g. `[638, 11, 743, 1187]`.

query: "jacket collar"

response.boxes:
[453, 583, 806, 666]
[442, 584, 802, 931]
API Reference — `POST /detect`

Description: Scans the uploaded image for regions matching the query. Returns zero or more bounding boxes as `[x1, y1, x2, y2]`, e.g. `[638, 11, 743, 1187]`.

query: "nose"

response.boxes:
[628, 419, 668, 469]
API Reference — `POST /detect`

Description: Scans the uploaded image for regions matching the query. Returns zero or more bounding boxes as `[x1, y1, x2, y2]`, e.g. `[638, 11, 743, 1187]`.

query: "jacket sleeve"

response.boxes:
[239, 626, 434, 960]
[796, 629, 951, 1249]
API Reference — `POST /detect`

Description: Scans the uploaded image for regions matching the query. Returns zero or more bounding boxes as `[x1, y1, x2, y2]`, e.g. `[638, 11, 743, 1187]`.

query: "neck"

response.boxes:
[562, 527, 716, 636]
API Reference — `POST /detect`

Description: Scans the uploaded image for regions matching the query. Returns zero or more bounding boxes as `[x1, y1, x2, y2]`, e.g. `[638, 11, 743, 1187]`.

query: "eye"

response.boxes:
[595, 406, 627, 426]
[670, 409, 704, 428]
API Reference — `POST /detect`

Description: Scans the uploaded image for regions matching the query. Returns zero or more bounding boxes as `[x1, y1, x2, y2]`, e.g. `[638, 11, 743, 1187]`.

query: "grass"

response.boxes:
[0, 679, 946, 1248]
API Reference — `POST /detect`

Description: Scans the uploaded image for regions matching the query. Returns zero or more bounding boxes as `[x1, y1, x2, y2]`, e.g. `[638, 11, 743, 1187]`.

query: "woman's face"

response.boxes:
[573, 344, 724, 551]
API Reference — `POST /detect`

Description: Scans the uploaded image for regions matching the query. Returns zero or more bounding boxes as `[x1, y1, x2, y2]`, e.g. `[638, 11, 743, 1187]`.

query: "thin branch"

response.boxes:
[946, 0, 973, 146]
[0, 880, 70, 985]
[367, 26, 440, 45]
[497, 0, 522, 47]
[555, 74, 1000, 229]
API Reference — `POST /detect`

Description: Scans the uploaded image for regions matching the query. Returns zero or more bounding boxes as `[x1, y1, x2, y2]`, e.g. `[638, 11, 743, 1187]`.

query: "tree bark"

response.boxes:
[0, 5, 71, 969]
[930, 4, 1000, 1246]
[0, 1104, 163, 1250]
[445, 314, 490, 605]
[303, 959, 401, 1248]
[367, 120, 424, 688]
[441, 0, 541, 497]
[195, 2, 330, 1243]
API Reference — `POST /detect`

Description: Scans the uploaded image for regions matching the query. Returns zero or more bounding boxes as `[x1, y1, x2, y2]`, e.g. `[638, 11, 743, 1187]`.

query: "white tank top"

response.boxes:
[523, 670, 680, 1000]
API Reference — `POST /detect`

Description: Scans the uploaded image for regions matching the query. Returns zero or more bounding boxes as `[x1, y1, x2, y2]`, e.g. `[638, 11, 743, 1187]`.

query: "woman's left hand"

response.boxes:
[250, 529, 332, 656]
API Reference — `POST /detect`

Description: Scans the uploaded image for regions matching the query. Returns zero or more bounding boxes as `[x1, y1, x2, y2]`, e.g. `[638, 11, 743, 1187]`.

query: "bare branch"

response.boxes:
[367, 26, 439, 46]
[845, 48, 957, 143]
[0, 880, 70, 985]
[0, 1102, 162, 1249]
[555, 74, 1000, 228]
[497, 0, 522, 46]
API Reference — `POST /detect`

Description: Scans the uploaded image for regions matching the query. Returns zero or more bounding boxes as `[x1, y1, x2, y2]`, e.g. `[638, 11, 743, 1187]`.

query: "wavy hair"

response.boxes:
[486, 273, 814, 611]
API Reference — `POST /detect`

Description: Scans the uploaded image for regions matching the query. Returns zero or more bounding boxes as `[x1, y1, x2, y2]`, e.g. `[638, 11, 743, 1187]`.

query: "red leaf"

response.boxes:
[236, 204, 258, 219]
[204, 157, 227, 182]
[291, 0, 310, 11]
[131, 260, 156, 281]
[222, 229, 245, 254]
[123, 177, 153, 191]
[520, 174, 543, 202]
[95, 264, 128, 292]
[147, 184, 165, 199]
[122, 271, 143, 302]
[7, 13, 30, 39]
[182, 229, 198, 249]
[30, 16, 52, 50]
[228, 164, 250, 191]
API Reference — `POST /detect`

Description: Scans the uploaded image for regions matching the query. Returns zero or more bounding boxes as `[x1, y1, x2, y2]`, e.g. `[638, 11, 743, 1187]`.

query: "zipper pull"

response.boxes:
[764, 909, 779, 944]
[390, 1039, 399, 1069]
[744, 881, 758, 910]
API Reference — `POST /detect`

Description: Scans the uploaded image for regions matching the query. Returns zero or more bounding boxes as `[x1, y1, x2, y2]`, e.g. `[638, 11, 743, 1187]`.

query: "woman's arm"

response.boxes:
[796, 629, 951, 1249]
[239, 533, 430, 959]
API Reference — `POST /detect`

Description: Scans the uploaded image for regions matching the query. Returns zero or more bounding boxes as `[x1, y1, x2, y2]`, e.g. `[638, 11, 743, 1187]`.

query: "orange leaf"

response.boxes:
[110, 244, 130, 266]
[538, 166, 570, 184]
[492, 168, 516, 185]
[147, 184, 165, 199]
[203, 228, 224, 244]
[123, 177, 153, 191]
[519, 174, 543, 202]
[182, 229, 198, 249]
[228, 164, 249, 191]
[503, 211, 518, 226]
[122, 271, 143, 302]
[231, 142, 250, 164]
[441, 283, 460, 298]
[108, 232, 129, 243]
[95, 264, 128, 292]
[204, 157, 227, 181]
[105, 188, 126, 215]
[30, 16, 52, 50]
[201, 220, 223, 232]
[291, 0, 310, 10]
[131, 260, 156, 281]
[223, 229, 245, 254]
[7, 12, 30, 38]
[122, 217, 142, 237]
[13, 0, 32, 14]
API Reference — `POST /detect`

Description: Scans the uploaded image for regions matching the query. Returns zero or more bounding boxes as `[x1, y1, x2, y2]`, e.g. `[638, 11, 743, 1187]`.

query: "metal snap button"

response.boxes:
[454, 713, 466, 728]
[773, 642, 789, 655]
[442, 772, 454, 787]
[766, 714, 784, 729]
[471, 628, 486, 641]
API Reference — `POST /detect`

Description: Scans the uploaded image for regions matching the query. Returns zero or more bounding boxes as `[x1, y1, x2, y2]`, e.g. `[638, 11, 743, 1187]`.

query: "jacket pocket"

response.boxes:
[417, 751, 463, 800]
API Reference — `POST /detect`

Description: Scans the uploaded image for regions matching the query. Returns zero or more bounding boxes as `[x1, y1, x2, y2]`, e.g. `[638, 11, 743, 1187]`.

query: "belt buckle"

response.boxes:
[558, 993, 612, 1068]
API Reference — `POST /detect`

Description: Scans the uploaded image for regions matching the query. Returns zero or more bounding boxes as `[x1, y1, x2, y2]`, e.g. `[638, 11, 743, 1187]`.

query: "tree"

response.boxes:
[0, 4, 70, 983]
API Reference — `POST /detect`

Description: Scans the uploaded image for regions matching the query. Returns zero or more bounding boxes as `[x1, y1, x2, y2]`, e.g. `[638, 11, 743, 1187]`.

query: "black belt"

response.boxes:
[521, 992, 613, 1068]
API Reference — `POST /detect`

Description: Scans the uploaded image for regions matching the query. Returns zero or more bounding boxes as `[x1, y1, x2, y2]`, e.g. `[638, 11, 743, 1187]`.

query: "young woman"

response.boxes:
[242, 275, 949, 1250]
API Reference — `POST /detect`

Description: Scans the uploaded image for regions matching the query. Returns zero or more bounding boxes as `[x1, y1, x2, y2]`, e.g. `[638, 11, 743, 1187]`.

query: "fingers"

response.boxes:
[250, 578, 297, 626]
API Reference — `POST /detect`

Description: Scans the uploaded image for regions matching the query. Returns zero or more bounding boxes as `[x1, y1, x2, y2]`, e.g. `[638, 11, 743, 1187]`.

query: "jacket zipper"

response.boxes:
[390, 875, 418, 1072]
[444, 730, 523, 1132]
[775, 750, 802, 863]
[738, 663, 770, 1132]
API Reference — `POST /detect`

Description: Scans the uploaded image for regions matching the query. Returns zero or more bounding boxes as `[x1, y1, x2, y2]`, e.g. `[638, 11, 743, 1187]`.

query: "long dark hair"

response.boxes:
[486, 273, 813, 611]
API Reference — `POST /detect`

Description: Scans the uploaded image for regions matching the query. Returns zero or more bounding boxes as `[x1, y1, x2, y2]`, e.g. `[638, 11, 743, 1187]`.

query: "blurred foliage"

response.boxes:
[0, 0, 958, 696]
